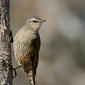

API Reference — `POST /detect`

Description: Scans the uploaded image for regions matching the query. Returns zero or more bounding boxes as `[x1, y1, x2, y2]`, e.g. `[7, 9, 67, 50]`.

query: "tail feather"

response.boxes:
[27, 70, 35, 85]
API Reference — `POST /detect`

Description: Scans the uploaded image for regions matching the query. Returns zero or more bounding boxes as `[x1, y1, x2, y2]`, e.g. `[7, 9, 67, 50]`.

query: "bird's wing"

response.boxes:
[31, 34, 41, 74]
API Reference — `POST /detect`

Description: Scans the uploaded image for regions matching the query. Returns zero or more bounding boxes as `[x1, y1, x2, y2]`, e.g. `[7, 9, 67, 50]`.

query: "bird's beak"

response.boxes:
[40, 19, 46, 23]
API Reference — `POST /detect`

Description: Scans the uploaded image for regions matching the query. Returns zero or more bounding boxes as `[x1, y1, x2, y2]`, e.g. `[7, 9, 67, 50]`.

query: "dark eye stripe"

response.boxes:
[33, 21, 38, 23]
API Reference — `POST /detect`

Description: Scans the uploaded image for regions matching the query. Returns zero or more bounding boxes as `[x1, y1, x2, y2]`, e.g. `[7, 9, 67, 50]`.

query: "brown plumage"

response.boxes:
[13, 16, 46, 85]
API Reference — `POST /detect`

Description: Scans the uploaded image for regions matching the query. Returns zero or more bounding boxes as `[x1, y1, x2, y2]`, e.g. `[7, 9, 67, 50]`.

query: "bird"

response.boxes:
[13, 16, 46, 85]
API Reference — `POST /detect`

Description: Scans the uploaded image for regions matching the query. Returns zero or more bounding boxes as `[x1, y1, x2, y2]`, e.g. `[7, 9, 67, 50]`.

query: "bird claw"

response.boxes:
[13, 65, 22, 78]
[13, 68, 17, 78]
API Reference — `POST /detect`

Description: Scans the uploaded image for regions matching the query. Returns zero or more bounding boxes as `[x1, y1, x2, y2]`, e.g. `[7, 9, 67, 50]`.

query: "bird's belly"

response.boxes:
[16, 55, 32, 72]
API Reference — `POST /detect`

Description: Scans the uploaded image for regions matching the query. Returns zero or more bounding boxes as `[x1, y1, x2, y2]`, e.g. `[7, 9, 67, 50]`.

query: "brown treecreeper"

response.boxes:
[13, 16, 46, 85]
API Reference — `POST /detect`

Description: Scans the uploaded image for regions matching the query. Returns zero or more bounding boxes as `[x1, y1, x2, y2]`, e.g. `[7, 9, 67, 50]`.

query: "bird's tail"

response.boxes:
[26, 70, 35, 85]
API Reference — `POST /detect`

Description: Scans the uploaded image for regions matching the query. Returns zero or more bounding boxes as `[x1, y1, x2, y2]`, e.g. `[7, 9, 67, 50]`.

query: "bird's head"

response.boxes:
[25, 16, 46, 32]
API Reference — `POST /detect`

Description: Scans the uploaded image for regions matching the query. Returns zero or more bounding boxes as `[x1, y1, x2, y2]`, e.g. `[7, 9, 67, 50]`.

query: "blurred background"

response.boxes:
[10, 0, 85, 85]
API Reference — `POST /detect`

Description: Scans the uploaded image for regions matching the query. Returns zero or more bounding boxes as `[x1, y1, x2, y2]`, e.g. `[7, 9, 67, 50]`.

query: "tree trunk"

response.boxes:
[0, 0, 13, 85]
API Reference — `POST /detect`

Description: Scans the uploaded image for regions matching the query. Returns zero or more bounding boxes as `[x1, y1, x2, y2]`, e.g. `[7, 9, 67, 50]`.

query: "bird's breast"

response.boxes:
[13, 30, 37, 65]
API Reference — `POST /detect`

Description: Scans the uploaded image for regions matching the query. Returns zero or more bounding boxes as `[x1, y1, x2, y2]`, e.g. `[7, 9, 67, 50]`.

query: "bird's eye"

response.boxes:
[33, 20, 38, 23]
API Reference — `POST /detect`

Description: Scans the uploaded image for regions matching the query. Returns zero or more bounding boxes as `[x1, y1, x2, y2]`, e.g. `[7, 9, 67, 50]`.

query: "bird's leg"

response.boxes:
[13, 65, 22, 78]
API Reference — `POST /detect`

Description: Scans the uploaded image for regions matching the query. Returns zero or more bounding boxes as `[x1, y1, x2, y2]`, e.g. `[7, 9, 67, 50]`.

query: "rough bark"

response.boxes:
[0, 0, 13, 85]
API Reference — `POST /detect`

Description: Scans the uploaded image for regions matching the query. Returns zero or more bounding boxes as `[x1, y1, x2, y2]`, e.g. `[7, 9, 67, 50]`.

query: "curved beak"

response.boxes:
[40, 19, 46, 23]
